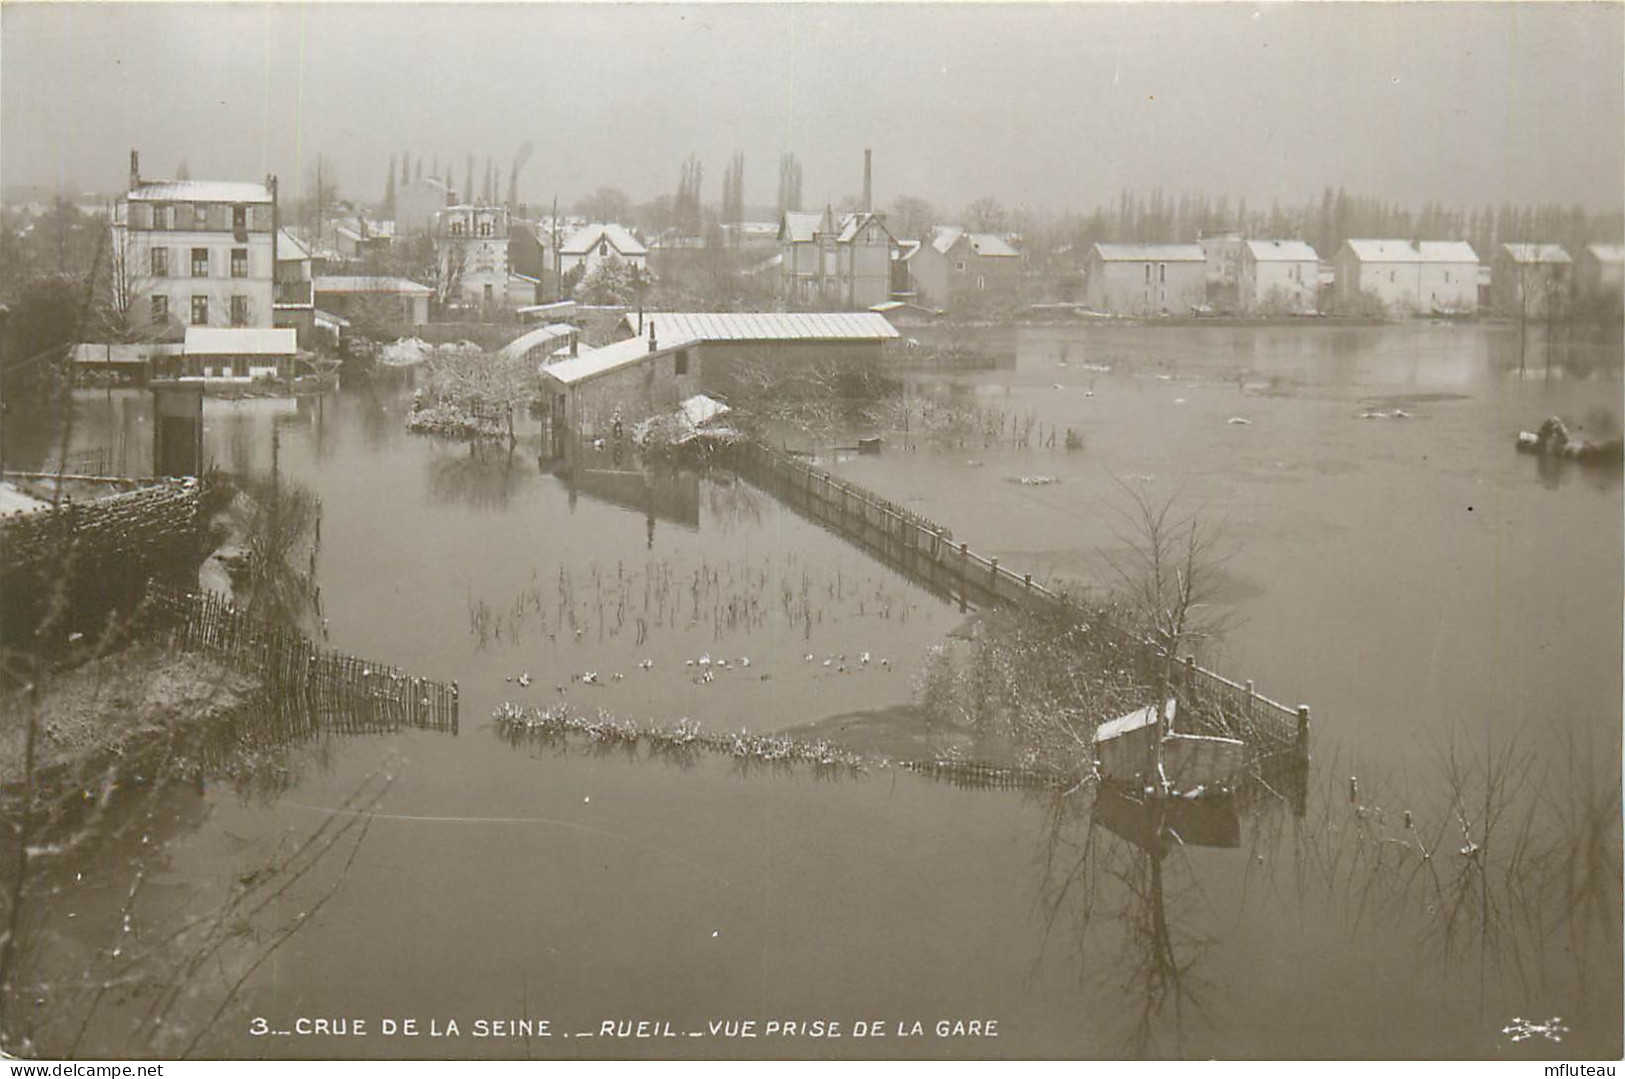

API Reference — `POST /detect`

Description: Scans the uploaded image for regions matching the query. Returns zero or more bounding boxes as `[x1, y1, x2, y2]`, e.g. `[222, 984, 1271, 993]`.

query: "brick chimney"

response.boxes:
[648, 320, 657, 353]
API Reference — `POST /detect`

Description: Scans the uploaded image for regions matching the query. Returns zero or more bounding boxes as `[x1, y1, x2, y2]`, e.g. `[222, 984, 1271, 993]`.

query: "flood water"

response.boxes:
[5, 320, 1620, 1059]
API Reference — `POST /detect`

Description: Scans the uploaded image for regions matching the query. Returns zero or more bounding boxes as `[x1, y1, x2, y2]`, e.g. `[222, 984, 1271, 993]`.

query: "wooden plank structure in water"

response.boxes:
[732, 439, 1311, 763]
[1093, 699, 1245, 796]
[143, 585, 460, 734]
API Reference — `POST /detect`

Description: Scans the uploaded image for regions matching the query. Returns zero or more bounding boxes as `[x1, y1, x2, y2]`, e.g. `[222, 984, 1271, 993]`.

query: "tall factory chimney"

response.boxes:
[863, 149, 873, 212]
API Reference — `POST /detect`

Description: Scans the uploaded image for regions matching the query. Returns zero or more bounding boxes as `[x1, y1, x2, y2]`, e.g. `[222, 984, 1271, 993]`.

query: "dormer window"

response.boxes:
[599, 239, 609, 258]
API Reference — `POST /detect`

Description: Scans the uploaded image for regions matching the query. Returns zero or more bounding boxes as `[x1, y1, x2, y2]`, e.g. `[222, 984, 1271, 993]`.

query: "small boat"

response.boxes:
[1093, 699, 1245, 798]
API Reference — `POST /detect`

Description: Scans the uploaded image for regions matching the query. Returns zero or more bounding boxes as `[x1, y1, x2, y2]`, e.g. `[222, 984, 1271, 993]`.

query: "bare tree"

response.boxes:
[675, 155, 704, 239]
[1103, 482, 1233, 668]
[432, 242, 468, 309]
[721, 151, 745, 228]
[777, 152, 803, 216]
[98, 220, 156, 342]
[964, 195, 1009, 233]
[890, 195, 935, 241]
[302, 155, 340, 251]
[575, 186, 631, 224]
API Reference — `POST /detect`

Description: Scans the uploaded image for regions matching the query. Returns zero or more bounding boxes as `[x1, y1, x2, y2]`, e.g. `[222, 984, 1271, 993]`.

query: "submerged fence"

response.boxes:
[143, 585, 460, 734]
[733, 440, 1309, 760]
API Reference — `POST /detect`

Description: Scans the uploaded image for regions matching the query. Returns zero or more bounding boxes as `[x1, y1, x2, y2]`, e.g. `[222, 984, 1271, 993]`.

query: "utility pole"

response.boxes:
[551, 194, 561, 301]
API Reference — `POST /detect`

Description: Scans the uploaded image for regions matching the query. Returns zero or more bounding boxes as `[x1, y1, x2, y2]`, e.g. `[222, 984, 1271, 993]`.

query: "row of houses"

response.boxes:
[1080, 236, 1623, 318]
[105, 148, 664, 364]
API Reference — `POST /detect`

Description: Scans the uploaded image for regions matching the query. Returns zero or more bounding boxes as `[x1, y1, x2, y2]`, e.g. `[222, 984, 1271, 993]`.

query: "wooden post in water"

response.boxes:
[1296, 704, 1311, 760]
[958, 542, 969, 612]
[990, 557, 999, 598]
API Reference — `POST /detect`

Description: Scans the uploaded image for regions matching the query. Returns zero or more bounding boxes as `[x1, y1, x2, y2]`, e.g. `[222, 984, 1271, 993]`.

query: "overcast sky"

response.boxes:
[3, 2, 1621, 219]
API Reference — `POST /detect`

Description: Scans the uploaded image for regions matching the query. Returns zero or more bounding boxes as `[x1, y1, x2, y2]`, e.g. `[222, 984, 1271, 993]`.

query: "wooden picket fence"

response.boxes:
[733, 439, 1309, 761]
[142, 585, 459, 734]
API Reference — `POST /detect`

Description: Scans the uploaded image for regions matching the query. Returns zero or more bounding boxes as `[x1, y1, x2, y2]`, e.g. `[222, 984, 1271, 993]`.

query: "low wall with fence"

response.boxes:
[2, 476, 205, 647]
[732, 440, 1310, 760]
[143, 586, 460, 735]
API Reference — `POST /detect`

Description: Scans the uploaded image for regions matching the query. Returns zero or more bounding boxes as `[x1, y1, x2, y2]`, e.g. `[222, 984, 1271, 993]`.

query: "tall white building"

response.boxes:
[433, 204, 510, 307]
[1238, 240, 1319, 314]
[111, 151, 277, 336]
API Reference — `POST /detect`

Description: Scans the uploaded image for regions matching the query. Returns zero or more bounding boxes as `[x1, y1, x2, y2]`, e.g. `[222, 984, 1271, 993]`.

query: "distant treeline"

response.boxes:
[1026, 188, 1625, 266]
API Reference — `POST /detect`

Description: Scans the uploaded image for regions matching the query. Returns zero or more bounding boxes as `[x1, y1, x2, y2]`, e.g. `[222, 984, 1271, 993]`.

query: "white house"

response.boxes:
[433, 204, 511, 308]
[1238, 240, 1319, 314]
[1416, 241, 1480, 315]
[559, 223, 648, 278]
[1082, 243, 1207, 316]
[1334, 240, 1423, 315]
[112, 150, 277, 336]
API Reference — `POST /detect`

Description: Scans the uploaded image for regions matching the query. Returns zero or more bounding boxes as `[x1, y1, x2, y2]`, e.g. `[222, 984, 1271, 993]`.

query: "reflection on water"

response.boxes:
[0, 321, 1618, 1059]
[4, 685, 423, 1059]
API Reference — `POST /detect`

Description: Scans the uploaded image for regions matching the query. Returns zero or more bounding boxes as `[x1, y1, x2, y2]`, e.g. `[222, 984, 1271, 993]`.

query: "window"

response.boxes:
[675, 349, 690, 375]
[191, 295, 208, 325]
[1390, 270, 1396, 284]
[194, 204, 207, 228]
[230, 295, 248, 325]
[231, 248, 248, 278]
[1158, 263, 1167, 283]
[451, 221, 466, 237]
[151, 294, 168, 324]
[977, 275, 986, 291]
[192, 248, 209, 277]
[152, 247, 169, 277]
[599, 239, 609, 258]
[955, 260, 966, 273]
[233, 205, 247, 230]
[1145, 263, 1152, 283]
[483, 284, 494, 305]
[153, 204, 171, 230]
[231, 357, 248, 378]
[402, 299, 414, 320]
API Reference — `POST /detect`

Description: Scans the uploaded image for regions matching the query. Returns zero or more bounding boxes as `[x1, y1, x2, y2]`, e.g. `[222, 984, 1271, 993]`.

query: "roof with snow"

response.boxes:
[1244, 239, 1319, 263]
[1092, 242, 1206, 262]
[836, 212, 893, 245]
[541, 335, 700, 387]
[779, 211, 824, 244]
[930, 226, 1019, 258]
[560, 223, 647, 257]
[1586, 243, 1625, 264]
[680, 394, 731, 427]
[184, 327, 297, 356]
[277, 229, 311, 261]
[619, 311, 900, 342]
[1341, 239, 1422, 263]
[126, 180, 274, 204]
[1501, 243, 1572, 265]
[1417, 241, 1479, 264]
[314, 276, 433, 295]
[502, 323, 578, 361]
